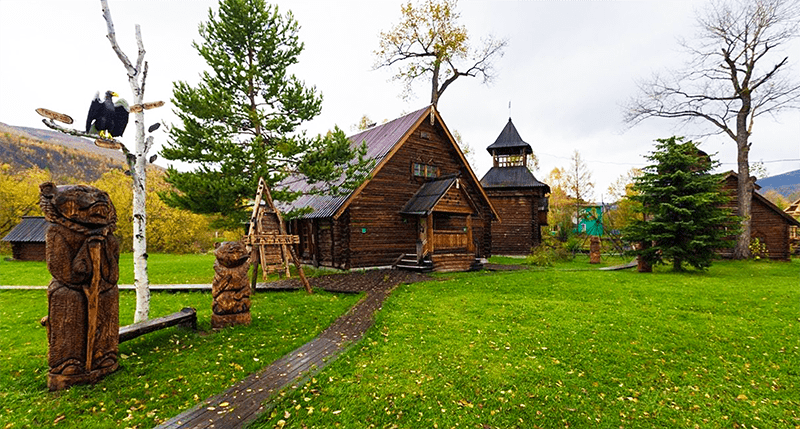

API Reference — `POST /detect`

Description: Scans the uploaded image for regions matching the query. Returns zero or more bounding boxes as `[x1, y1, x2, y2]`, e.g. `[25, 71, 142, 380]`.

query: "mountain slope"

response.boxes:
[757, 169, 800, 198]
[0, 121, 132, 182]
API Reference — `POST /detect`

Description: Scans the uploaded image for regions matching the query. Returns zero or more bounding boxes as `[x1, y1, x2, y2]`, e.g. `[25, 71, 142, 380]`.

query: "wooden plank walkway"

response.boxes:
[156, 270, 427, 429]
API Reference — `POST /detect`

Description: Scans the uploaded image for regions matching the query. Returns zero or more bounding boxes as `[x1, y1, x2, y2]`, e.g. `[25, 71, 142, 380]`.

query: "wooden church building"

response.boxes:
[281, 106, 498, 272]
[479, 119, 550, 255]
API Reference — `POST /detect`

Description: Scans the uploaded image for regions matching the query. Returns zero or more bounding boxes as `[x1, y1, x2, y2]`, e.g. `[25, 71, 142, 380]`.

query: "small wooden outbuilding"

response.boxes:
[479, 119, 550, 255]
[720, 172, 800, 261]
[2, 216, 48, 261]
[280, 106, 498, 272]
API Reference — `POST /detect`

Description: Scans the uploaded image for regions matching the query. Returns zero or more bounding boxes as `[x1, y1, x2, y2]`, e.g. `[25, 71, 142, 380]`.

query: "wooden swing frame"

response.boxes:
[245, 177, 312, 293]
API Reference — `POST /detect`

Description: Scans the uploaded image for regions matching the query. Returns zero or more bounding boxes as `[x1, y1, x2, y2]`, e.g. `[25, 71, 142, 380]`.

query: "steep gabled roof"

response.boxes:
[2, 216, 48, 243]
[486, 118, 532, 155]
[281, 106, 498, 220]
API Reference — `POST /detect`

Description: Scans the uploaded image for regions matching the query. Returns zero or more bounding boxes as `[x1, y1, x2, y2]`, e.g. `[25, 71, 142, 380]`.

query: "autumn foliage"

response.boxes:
[1, 165, 238, 254]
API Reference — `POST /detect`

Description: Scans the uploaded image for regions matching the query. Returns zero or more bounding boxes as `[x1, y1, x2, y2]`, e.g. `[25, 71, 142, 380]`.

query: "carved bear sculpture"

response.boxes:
[211, 241, 252, 329]
[39, 182, 120, 391]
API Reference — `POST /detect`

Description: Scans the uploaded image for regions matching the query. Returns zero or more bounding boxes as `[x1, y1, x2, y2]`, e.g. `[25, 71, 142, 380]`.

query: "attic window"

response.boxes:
[413, 162, 439, 178]
[420, 131, 431, 139]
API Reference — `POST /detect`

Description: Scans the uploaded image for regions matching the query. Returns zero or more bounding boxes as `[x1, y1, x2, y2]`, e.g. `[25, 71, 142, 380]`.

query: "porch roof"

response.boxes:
[400, 176, 476, 216]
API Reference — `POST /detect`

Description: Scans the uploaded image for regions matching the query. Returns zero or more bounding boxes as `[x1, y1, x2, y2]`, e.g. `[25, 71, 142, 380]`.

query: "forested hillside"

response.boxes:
[0, 121, 131, 182]
[1, 122, 241, 255]
[757, 169, 800, 199]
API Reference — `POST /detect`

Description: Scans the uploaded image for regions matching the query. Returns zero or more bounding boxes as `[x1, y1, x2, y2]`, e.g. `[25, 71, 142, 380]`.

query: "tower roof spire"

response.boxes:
[486, 118, 532, 155]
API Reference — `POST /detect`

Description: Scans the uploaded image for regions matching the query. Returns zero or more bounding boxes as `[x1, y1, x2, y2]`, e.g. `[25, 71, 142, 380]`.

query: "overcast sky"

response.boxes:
[1, 0, 798, 202]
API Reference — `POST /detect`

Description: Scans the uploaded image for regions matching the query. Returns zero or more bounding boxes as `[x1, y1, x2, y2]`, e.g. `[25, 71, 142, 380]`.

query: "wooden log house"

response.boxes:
[1, 216, 48, 261]
[720, 172, 800, 261]
[479, 119, 550, 255]
[280, 106, 499, 272]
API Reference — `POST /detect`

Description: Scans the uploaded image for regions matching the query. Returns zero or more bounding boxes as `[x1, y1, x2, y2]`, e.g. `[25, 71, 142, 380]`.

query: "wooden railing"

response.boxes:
[433, 231, 469, 250]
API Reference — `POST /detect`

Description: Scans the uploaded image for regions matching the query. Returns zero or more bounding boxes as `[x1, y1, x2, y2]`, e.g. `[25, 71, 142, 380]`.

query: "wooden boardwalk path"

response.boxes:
[156, 269, 429, 429]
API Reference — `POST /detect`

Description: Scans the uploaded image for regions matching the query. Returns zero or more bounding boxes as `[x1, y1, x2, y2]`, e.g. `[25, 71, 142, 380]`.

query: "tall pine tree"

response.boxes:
[161, 0, 370, 228]
[623, 137, 737, 271]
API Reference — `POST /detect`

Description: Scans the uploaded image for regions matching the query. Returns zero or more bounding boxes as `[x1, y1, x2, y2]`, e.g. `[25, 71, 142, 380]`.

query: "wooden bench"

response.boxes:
[119, 307, 197, 343]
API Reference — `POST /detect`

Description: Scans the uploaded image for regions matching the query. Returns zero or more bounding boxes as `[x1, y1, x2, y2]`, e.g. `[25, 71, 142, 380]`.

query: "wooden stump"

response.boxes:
[39, 182, 120, 391]
[589, 236, 601, 264]
[212, 241, 252, 329]
[636, 242, 652, 273]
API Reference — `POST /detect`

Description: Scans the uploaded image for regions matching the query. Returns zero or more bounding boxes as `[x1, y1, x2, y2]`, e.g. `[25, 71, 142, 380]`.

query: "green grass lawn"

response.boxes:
[0, 253, 331, 286]
[249, 260, 800, 429]
[0, 288, 361, 429]
[0, 253, 217, 286]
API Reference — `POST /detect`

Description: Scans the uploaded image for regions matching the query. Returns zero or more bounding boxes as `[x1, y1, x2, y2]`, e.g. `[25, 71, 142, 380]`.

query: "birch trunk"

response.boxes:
[101, 0, 151, 322]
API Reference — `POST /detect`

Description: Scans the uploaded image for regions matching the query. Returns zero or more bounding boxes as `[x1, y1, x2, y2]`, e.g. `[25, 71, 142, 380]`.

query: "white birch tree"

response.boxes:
[100, 0, 154, 323]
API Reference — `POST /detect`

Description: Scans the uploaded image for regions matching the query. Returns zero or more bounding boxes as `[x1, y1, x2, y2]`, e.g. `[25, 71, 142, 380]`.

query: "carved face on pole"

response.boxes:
[39, 183, 117, 229]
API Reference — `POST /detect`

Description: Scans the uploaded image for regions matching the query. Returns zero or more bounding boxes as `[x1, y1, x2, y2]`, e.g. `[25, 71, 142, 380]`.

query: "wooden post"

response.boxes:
[427, 214, 434, 255]
[247, 179, 266, 293]
[466, 215, 474, 253]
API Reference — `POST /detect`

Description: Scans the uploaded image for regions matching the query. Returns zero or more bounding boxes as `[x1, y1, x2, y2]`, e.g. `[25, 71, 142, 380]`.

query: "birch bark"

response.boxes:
[100, 0, 151, 322]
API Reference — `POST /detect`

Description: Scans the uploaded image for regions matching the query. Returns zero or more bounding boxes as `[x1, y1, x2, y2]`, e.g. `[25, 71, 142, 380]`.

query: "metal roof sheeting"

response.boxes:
[2, 216, 49, 243]
[480, 166, 550, 192]
[400, 176, 458, 215]
[279, 106, 430, 218]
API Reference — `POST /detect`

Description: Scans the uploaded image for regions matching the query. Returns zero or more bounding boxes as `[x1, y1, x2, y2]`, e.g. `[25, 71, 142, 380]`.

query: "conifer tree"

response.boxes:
[623, 137, 737, 271]
[161, 0, 370, 228]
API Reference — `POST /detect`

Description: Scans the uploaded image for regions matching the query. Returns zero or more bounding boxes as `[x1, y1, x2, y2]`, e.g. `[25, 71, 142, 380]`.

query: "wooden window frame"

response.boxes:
[412, 162, 440, 178]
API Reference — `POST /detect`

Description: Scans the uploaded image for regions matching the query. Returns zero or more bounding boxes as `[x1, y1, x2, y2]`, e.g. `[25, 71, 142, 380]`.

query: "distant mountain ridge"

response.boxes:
[756, 169, 800, 198]
[0, 121, 156, 183]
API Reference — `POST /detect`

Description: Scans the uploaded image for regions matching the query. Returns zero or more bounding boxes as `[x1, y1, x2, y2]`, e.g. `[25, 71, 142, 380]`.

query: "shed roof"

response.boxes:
[400, 176, 470, 216]
[2, 216, 48, 243]
[486, 118, 532, 155]
[481, 166, 550, 192]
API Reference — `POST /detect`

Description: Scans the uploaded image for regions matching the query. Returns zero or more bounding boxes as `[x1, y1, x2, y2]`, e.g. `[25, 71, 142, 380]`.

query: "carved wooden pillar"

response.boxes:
[212, 241, 252, 329]
[636, 242, 652, 273]
[39, 183, 120, 391]
[589, 236, 601, 264]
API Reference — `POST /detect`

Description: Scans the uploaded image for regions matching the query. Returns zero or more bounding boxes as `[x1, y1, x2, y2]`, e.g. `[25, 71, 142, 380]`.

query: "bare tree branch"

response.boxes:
[624, 0, 800, 259]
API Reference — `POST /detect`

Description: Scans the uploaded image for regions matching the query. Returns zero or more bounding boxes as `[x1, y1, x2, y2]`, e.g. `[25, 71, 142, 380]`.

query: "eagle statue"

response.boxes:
[86, 91, 129, 139]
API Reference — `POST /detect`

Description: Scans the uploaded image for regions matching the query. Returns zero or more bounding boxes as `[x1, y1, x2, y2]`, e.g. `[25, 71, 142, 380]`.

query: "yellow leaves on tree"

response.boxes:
[0, 164, 52, 250]
[375, 0, 506, 106]
[93, 169, 230, 253]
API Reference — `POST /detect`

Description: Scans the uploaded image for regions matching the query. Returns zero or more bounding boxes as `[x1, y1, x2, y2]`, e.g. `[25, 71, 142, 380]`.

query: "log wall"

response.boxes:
[11, 242, 46, 261]
[486, 189, 544, 256]
[720, 175, 795, 261]
[346, 118, 492, 268]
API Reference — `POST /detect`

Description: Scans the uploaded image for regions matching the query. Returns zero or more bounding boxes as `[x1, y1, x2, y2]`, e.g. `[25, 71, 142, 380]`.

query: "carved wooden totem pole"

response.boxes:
[211, 241, 252, 329]
[589, 236, 601, 264]
[39, 182, 120, 391]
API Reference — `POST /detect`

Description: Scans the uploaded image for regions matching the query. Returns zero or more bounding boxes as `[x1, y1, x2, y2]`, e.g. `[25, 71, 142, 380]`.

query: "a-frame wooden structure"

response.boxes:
[246, 178, 311, 293]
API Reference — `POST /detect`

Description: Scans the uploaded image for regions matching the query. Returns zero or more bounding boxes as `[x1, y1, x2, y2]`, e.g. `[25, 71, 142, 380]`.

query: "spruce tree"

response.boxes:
[161, 0, 369, 228]
[623, 137, 737, 271]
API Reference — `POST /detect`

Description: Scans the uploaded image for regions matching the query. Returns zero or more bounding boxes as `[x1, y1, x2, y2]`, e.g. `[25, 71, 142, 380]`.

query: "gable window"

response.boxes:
[413, 162, 439, 178]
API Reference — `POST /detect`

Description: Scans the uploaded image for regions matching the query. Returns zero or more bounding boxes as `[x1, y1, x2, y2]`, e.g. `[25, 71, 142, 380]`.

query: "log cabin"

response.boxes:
[720, 172, 800, 261]
[1, 216, 48, 261]
[479, 119, 550, 255]
[280, 106, 499, 272]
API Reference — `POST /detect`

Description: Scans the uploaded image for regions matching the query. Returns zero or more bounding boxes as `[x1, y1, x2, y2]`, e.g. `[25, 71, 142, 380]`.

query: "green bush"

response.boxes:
[526, 236, 573, 266]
